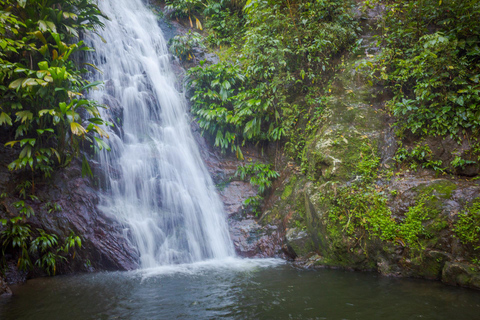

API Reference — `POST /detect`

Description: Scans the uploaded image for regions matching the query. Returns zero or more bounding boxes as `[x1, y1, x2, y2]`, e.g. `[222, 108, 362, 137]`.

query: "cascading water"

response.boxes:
[87, 0, 235, 268]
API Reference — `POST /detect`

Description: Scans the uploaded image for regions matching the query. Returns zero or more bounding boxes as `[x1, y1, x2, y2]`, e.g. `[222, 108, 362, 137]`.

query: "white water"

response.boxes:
[88, 0, 234, 268]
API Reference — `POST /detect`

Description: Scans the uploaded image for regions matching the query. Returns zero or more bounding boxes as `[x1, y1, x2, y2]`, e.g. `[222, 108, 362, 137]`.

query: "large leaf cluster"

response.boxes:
[187, 0, 357, 157]
[0, 0, 109, 176]
[370, 0, 480, 140]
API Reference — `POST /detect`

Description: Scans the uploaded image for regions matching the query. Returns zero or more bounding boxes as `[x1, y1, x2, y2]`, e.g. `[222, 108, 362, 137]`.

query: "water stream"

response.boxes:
[88, 0, 234, 267]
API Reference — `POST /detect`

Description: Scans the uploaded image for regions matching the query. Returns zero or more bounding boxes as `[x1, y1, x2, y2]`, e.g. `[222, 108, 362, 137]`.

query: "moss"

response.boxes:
[281, 176, 297, 201]
[418, 180, 458, 200]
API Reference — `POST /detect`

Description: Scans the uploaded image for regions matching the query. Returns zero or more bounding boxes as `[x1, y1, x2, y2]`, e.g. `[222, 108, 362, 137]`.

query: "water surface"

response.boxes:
[1, 260, 479, 320]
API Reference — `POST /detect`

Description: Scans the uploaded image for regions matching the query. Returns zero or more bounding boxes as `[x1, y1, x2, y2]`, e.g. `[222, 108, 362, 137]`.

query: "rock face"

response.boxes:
[0, 144, 139, 284]
[193, 131, 286, 258]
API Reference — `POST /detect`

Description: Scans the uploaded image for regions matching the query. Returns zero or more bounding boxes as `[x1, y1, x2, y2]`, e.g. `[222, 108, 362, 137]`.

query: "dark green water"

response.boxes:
[1, 259, 479, 320]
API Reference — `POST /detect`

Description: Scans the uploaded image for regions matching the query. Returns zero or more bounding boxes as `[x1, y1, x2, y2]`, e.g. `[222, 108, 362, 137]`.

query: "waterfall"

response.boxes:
[87, 0, 235, 268]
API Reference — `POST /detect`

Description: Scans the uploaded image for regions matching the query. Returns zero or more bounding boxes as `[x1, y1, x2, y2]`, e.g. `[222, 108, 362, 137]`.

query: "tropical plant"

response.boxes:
[0, 0, 105, 276]
[168, 30, 205, 61]
[0, 0, 110, 178]
[187, 0, 357, 159]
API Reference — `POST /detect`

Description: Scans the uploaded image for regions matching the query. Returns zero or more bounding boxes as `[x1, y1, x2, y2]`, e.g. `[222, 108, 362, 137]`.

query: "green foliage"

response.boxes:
[188, 62, 247, 157]
[454, 201, 480, 250]
[364, 0, 480, 140]
[0, 219, 32, 272]
[328, 184, 438, 249]
[187, 0, 357, 158]
[165, 0, 204, 29]
[394, 143, 446, 174]
[204, 1, 245, 46]
[169, 30, 205, 61]
[1, 214, 82, 276]
[0, 0, 104, 276]
[0, 0, 111, 177]
[236, 162, 279, 193]
[235, 162, 279, 215]
[355, 142, 380, 183]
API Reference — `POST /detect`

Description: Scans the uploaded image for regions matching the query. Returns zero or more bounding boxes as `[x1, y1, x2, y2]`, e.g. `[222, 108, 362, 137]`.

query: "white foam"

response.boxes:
[136, 257, 285, 279]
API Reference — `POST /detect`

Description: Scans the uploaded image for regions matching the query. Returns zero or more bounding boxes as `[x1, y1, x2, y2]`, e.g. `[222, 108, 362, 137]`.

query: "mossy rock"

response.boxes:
[304, 98, 384, 182]
[416, 179, 458, 200]
[286, 227, 316, 258]
[281, 176, 297, 200]
[401, 250, 452, 280]
[442, 262, 480, 290]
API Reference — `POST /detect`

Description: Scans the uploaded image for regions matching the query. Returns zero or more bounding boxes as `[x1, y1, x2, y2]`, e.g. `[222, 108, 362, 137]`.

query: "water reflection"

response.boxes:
[1, 261, 479, 320]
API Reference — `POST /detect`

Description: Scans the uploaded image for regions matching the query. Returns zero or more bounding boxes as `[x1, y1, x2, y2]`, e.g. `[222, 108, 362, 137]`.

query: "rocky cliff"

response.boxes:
[0, 141, 139, 286]
[253, 12, 480, 290]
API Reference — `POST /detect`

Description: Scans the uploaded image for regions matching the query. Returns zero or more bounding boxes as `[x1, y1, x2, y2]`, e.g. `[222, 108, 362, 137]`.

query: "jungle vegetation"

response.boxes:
[0, 0, 108, 276]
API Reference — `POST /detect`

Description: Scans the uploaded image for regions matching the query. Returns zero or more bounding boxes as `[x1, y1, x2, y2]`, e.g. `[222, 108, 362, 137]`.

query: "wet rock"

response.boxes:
[0, 149, 139, 281]
[285, 228, 314, 258]
[31, 162, 140, 274]
[0, 278, 12, 297]
[442, 262, 480, 290]
[403, 133, 479, 176]
[220, 181, 257, 216]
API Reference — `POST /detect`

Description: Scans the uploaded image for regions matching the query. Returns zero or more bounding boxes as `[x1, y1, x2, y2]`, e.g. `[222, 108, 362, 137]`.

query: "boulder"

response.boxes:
[442, 262, 480, 290]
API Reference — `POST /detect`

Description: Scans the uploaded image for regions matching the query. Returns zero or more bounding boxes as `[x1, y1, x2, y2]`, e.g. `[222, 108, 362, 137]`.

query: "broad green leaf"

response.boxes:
[94, 136, 111, 151]
[22, 78, 38, 87]
[32, 31, 47, 45]
[45, 21, 57, 33]
[0, 112, 12, 126]
[70, 122, 86, 136]
[38, 61, 48, 70]
[38, 20, 48, 32]
[9, 78, 25, 90]
[15, 111, 33, 123]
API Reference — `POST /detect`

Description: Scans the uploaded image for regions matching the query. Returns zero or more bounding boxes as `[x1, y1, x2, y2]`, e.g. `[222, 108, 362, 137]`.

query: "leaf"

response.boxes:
[94, 136, 111, 151]
[195, 17, 203, 31]
[0, 112, 12, 126]
[83, 63, 102, 74]
[45, 21, 57, 33]
[38, 44, 48, 55]
[32, 31, 47, 45]
[92, 125, 109, 138]
[22, 78, 38, 87]
[15, 111, 33, 123]
[81, 155, 93, 178]
[63, 24, 79, 37]
[4, 141, 19, 148]
[39, 109, 54, 116]
[18, 0, 27, 7]
[59, 102, 68, 113]
[19, 145, 32, 159]
[38, 20, 48, 32]
[80, 80, 102, 91]
[9, 78, 25, 90]
[38, 61, 48, 70]
[70, 122, 86, 136]
[51, 148, 61, 163]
